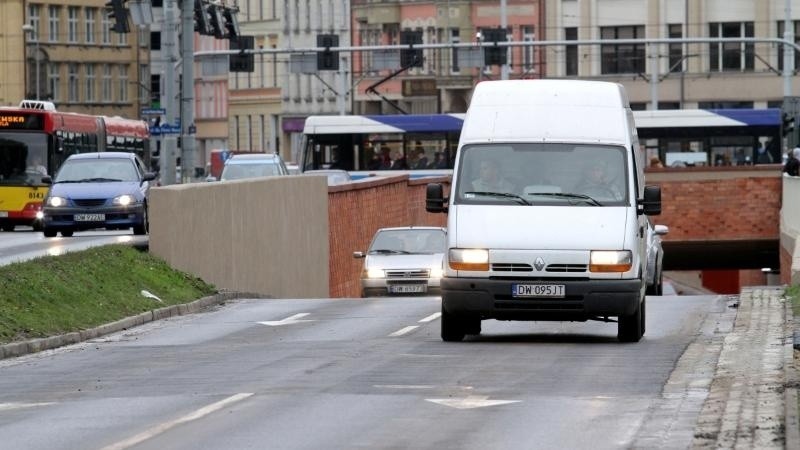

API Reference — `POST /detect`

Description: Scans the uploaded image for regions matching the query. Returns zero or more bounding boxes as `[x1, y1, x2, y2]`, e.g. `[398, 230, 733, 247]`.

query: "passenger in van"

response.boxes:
[471, 159, 514, 193]
[430, 151, 448, 169]
[575, 160, 622, 199]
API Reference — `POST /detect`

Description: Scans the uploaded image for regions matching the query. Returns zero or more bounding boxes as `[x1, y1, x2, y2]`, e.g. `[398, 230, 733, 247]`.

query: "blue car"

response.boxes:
[41, 152, 156, 238]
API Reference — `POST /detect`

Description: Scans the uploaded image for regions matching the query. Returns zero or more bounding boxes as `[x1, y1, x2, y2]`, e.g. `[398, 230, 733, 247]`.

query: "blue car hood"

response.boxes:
[50, 181, 144, 200]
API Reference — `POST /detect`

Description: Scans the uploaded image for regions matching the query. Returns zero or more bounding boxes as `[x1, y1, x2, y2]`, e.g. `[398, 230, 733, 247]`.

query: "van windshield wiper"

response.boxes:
[465, 191, 531, 206]
[527, 192, 603, 206]
[370, 249, 411, 254]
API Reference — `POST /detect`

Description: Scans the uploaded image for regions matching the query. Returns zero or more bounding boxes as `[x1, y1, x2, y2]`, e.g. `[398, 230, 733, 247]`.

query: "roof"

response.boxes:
[67, 152, 136, 160]
[225, 153, 281, 164]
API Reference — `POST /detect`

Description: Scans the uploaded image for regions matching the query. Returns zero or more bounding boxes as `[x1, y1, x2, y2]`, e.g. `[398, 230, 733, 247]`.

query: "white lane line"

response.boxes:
[418, 312, 441, 323]
[100, 393, 253, 450]
[374, 384, 435, 390]
[257, 313, 313, 326]
[0, 402, 56, 411]
[388, 325, 419, 337]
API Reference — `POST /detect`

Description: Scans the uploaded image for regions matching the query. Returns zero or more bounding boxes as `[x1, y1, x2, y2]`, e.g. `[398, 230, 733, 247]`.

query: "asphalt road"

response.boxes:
[0, 294, 732, 450]
[0, 227, 147, 267]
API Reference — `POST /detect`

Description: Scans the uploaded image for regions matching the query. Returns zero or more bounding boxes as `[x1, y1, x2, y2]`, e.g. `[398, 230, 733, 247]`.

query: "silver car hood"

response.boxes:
[366, 253, 444, 270]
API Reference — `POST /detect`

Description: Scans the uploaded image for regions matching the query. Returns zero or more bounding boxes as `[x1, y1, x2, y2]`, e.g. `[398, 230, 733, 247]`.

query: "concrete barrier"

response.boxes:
[149, 176, 330, 298]
[781, 175, 800, 285]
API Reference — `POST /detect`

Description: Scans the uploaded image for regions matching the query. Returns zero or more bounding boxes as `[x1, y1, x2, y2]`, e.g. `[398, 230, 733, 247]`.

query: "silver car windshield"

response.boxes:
[55, 159, 139, 183]
[455, 143, 629, 206]
[221, 162, 281, 180]
[369, 229, 445, 255]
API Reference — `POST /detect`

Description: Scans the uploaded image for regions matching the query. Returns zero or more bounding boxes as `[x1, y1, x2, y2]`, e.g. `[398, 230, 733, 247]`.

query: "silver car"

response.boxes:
[354, 227, 446, 297]
[646, 220, 669, 295]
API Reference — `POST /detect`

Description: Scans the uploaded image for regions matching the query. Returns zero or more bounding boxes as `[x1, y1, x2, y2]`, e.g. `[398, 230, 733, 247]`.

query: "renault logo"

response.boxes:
[534, 257, 545, 271]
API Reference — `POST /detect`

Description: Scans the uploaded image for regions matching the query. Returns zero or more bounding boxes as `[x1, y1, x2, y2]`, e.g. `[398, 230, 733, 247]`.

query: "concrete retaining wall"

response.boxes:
[781, 175, 800, 285]
[149, 176, 330, 298]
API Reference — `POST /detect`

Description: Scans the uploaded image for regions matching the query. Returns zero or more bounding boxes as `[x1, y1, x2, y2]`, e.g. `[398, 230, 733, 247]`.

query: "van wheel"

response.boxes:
[654, 273, 663, 296]
[441, 306, 466, 342]
[43, 228, 56, 238]
[1, 224, 14, 232]
[618, 297, 644, 342]
[464, 317, 482, 336]
[60, 230, 74, 237]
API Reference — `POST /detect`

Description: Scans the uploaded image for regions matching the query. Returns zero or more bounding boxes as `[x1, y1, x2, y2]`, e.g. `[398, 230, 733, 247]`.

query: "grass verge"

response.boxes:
[0, 245, 216, 344]
[789, 284, 800, 318]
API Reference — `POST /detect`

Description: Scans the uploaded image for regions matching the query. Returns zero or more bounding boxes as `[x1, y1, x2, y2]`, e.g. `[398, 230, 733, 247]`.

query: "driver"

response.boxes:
[471, 159, 514, 192]
[576, 160, 622, 198]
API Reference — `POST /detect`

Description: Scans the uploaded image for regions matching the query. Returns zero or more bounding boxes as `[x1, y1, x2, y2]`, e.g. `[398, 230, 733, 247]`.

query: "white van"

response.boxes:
[426, 80, 661, 342]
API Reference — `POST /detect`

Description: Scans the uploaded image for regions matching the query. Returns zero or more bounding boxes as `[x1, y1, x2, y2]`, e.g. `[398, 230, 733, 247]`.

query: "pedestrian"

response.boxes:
[784, 147, 800, 176]
[755, 144, 774, 164]
[649, 156, 664, 168]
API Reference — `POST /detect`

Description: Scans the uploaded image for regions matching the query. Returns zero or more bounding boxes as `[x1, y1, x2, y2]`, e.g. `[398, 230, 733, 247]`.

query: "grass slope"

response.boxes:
[0, 245, 216, 344]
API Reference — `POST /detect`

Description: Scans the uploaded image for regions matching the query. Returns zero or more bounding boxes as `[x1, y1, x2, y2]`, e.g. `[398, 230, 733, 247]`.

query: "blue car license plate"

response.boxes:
[75, 213, 105, 221]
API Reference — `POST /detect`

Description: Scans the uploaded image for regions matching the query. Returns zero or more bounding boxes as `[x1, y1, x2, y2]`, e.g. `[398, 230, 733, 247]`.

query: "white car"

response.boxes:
[353, 227, 446, 297]
[646, 221, 669, 295]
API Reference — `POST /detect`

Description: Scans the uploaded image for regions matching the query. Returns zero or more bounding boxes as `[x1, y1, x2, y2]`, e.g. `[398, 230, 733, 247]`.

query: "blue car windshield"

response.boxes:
[55, 159, 139, 183]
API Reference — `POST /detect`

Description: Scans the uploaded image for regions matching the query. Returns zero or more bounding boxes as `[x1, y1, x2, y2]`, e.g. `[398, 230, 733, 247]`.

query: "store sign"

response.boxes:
[402, 79, 437, 97]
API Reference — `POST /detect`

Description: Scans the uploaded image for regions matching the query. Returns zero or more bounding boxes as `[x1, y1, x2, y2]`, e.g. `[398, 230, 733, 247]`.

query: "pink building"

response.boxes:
[352, 0, 544, 114]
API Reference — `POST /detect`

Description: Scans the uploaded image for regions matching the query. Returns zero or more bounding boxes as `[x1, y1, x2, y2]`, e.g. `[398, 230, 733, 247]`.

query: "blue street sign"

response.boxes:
[141, 108, 166, 115]
[160, 124, 181, 134]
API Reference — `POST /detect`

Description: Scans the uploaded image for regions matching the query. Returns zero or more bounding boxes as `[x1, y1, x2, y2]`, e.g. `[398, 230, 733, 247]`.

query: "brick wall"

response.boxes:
[328, 175, 450, 298]
[646, 168, 782, 241]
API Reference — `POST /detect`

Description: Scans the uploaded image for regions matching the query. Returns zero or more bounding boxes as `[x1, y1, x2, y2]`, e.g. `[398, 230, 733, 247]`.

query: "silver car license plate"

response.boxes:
[512, 284, 565, 298]
[75, 213, 105, 221]
[389, 284, 427, 294]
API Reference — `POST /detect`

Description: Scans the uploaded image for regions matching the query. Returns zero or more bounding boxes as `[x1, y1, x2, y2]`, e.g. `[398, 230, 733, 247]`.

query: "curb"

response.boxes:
[0, 291, 263, 360]
[787, 290, 800, 448]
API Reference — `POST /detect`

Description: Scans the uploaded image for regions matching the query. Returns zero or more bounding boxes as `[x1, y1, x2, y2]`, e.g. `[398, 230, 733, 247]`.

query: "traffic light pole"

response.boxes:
[161, 0, 178, 186]
[181, 0, 195, 183]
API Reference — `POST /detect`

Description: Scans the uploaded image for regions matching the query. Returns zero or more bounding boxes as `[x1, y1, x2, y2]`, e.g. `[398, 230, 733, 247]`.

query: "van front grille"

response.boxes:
[546, 264, 588, 273]
[492, 263, 533, 272]
[385, 269, 429, 278]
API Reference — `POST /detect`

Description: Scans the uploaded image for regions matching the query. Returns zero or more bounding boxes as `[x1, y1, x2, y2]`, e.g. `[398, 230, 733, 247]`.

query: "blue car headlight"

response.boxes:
[112, 194, 138, 206]
[47, 196, 67, 207]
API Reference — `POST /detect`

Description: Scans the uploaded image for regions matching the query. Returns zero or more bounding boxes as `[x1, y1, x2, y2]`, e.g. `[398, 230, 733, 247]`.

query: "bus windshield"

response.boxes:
[0, 133, 49, 186]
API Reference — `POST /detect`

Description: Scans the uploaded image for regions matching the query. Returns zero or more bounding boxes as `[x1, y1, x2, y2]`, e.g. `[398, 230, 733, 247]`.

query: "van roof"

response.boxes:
[460, 80, 633, 145]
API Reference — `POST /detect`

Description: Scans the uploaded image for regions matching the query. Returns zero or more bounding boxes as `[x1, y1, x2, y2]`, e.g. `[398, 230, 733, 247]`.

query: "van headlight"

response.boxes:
[112, 194, 136, 206]
[366, 268, 385, 279]
[449, 248, 489, 271]
[47, 196, 66, 207]
[590, 250, 632, 272]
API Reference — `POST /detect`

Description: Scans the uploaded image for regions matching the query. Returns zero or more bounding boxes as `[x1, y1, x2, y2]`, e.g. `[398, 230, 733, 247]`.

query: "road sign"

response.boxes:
[141, 108, 166, 115]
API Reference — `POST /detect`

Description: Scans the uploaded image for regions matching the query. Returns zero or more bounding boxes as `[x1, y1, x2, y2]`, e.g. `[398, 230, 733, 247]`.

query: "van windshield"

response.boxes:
[454, 143, 629, 206]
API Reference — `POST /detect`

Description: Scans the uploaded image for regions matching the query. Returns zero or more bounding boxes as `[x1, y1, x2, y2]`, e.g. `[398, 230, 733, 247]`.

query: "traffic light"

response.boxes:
[105, 0, 130, 34]
[783, 112, 795, 137]
[316, 34, 339, 71]
[230, 35, 255, 73]
[194, 0, 213, 36]
[222, 6, 241, 40]
[208, 3, 228, 39]
[482, 27, 508, 66]
[400, 31, 423, 68]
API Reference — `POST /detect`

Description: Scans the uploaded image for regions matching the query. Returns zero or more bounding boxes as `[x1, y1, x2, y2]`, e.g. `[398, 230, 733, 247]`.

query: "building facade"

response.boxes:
[544, 0, 800, 110]
[351, 0, 545, 115]
[0, 1, 27, 106]
[19, 0, 147, 118]
[227, 0, 283, 160]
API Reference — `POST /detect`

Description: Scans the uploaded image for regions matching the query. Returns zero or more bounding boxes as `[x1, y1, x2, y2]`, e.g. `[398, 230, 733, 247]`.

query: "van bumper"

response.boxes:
[441, 277, 643, 321]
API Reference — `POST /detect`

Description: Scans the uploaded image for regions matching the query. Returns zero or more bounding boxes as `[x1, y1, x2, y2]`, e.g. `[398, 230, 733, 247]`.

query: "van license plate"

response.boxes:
[389, 284, 426, 294]
[512, 284, 565, 298]
[75, 214, 105, 222]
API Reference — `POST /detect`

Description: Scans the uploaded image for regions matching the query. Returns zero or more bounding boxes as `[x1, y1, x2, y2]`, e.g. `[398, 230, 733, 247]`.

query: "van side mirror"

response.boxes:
[426, 183, 448, 213]
[640, 185, 661, 215]
[353, 251, 365, 259]
[653, 224, 669, 235]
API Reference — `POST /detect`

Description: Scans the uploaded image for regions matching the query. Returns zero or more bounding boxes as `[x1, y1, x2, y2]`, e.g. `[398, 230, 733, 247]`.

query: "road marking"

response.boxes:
[388, 325, 419, 337]
[257, 313, 313, 327]
[418, 312, 441, 323]
[0, 402, 56, 411]
[426, 395, 520, 410]
[374, 385, 435, 390]
[101, 393, 253, 450]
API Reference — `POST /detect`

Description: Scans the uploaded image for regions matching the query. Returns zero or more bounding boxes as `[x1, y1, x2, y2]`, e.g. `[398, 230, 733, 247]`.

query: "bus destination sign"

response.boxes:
[0, 113, 44, 130]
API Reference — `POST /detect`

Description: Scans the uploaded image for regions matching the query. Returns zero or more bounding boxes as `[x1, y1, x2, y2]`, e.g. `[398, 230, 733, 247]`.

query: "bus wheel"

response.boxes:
[43, 228, 56, 238]
[1, 224, 14, 232]
[32, 223, 43, 232]
[60, 230, 74, 237]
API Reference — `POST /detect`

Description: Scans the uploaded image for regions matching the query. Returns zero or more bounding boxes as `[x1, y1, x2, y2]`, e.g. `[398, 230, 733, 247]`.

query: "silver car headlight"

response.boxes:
[112, 194, 136, 206]
[47, 196, 67, 207]
[366, 268, 385, 279]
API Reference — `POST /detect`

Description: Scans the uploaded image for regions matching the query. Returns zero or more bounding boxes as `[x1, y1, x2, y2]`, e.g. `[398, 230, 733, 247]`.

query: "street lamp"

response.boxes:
[21, 24, 39, 100]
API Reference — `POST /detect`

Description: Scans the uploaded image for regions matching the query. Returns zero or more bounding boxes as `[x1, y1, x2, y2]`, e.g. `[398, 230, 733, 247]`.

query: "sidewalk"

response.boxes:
[691, 286, 799, 449]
